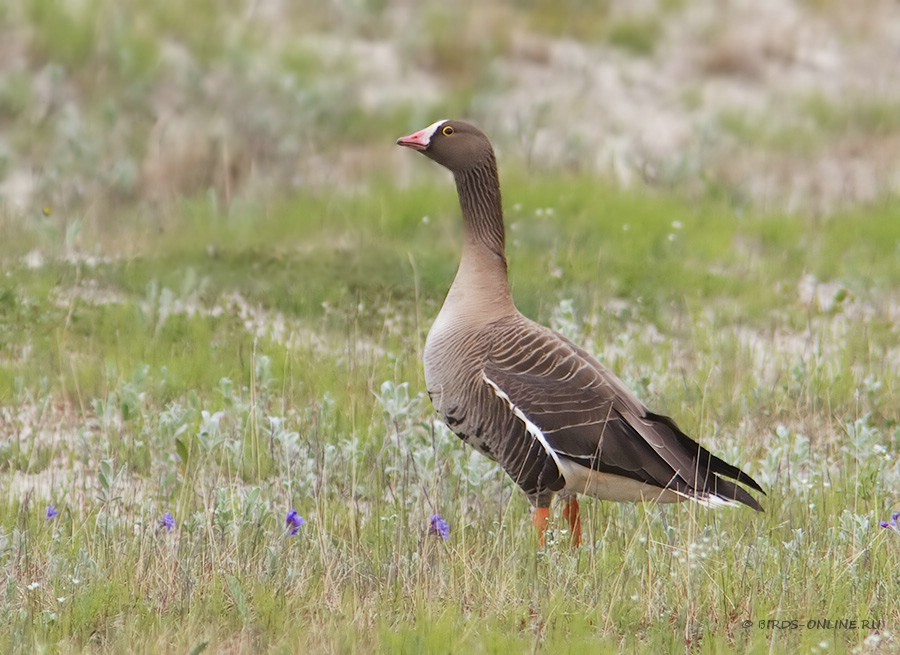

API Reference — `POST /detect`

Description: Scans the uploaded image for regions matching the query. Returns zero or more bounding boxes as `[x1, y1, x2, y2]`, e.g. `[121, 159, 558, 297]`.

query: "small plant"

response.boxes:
[606, 17, 662, 57]
[880, 513, 900, 535]
[285, 510, 306, 536]
[428, 515, 450, 541]
[159, 512, 175, 532]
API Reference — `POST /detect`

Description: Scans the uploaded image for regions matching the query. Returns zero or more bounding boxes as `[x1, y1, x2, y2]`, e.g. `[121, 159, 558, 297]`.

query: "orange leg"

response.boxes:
[562, 497, 583, 547]
[533, 507, 550, 547]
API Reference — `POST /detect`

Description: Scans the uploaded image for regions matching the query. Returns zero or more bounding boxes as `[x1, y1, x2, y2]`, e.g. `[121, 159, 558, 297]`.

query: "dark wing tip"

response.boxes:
[644, 411, 765, 496]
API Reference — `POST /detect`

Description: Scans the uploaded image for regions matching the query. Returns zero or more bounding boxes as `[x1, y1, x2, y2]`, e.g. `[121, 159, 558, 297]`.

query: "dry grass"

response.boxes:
[1, 1, 899, 652]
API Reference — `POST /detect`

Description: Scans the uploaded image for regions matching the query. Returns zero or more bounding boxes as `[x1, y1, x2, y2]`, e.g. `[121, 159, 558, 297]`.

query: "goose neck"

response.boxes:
[454, 156, 506, 260]
[443, 156, 514, 319]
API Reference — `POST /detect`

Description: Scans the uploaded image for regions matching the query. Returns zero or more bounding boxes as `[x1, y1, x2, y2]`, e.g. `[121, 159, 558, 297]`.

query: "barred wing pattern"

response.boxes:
[482, 315, 764, 511]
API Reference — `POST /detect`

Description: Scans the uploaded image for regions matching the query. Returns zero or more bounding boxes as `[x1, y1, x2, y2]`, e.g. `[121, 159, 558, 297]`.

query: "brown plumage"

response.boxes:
[397, 119, 764, 546]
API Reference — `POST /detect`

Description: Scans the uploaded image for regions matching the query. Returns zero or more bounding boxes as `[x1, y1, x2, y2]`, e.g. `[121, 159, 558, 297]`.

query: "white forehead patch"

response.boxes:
[420, 119, 449, 143]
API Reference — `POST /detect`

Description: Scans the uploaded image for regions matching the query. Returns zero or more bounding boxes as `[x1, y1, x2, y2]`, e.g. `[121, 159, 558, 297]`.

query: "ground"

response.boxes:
[0, 1, 898, 653]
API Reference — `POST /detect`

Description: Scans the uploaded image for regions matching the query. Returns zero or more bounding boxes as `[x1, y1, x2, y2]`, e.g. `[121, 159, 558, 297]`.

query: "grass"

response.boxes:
[718, 94, 900, 155]
[3, 0, 900, 220]
[605, 17, 663, 56]
[2, 0, 900, 652]
[1, 168, 899, 653]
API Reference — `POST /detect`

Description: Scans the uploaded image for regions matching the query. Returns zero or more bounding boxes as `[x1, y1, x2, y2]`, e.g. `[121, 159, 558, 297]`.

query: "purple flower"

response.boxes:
[429, 514, 450, 541]
[286, 509, 306, 536]
[160, 512, 175, 532]
[46, 505, 59, 520]
[880, 512, 900, 534]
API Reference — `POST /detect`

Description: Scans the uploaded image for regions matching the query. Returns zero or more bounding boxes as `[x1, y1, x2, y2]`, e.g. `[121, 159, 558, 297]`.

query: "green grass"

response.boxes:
[605, 17, 663, 56]
[803, 94, 900, 138]
[5, 0, 900, 226]
[1, 170, 898, 653]
[2, 1, 900, 651]
[718, 94, 900, 155]
[519, 0, 612, 41]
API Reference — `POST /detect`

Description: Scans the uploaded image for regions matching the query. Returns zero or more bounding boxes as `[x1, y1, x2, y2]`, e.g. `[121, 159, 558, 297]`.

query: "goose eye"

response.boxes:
[442, 125, 455, 136]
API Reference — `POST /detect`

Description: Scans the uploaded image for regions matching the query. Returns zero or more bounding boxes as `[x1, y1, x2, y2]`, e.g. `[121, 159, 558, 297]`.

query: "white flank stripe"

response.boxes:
[482, 372, 566, 477]
[673, 489, 741, 509]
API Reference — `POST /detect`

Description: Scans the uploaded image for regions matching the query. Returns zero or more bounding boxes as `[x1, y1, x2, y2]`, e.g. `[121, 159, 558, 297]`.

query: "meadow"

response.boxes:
[2, 172, 898, 653]
[1, 0, 899, 653]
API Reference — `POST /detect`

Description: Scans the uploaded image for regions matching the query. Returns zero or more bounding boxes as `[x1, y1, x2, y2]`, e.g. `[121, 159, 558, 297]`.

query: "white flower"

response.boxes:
[26, 582, 40, 591]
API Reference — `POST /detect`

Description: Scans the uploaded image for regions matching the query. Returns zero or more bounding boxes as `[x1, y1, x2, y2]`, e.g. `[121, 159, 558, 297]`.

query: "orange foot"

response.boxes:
[533, 507, 550, 547]
[562, 497, 582, 548]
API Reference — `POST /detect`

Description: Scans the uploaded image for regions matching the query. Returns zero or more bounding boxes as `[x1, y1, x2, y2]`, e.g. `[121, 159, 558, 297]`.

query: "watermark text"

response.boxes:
[742, 619, 885, 631]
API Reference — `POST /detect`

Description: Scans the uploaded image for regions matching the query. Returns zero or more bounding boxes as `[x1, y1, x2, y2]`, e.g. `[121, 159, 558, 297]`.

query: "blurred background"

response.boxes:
[2, 0, 899, 223]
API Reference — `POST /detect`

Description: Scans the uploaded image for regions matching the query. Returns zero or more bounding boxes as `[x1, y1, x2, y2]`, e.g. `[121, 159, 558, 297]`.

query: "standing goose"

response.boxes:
[397, 120, 763, 546]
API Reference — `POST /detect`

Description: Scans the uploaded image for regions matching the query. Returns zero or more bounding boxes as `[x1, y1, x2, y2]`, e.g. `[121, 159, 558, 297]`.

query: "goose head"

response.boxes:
[397, 119, 494, 173]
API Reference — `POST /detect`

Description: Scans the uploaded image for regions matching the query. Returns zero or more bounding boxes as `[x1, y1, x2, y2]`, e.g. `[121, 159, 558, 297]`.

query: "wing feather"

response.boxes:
[483, 318, 764, 510]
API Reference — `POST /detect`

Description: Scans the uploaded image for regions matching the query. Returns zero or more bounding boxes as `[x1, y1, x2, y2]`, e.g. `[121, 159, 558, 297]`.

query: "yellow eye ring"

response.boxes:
[442, 125, 455, 136]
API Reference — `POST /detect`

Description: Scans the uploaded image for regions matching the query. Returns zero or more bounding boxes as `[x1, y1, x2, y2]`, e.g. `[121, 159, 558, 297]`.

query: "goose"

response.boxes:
[396, 119, 764, 547]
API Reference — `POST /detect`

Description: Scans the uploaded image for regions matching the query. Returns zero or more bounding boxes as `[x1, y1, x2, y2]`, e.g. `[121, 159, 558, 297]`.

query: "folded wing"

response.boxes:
[483, 321, 764, 510]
